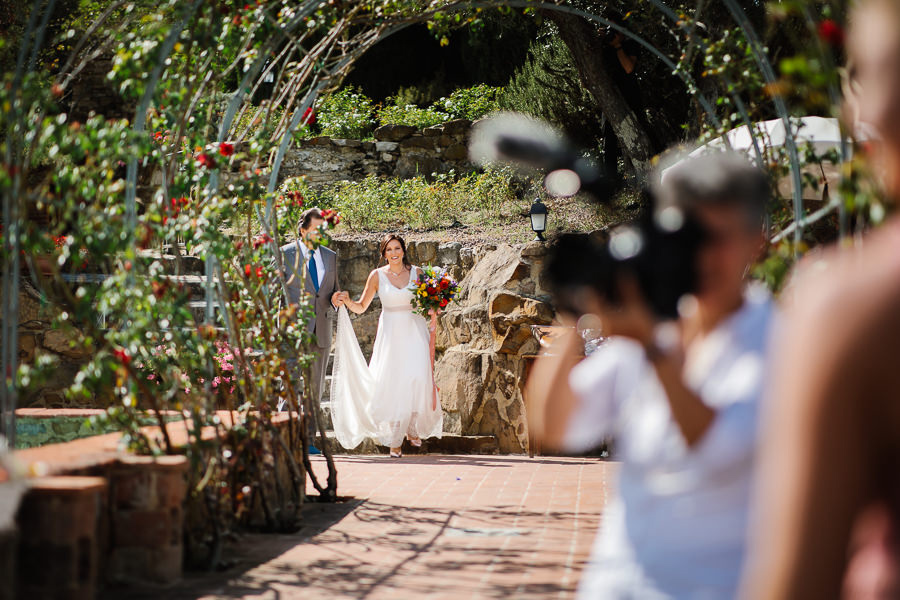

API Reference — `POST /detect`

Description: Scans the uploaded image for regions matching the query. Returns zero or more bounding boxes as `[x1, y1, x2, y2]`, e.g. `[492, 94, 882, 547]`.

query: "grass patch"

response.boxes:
[230, 169, 640, 246]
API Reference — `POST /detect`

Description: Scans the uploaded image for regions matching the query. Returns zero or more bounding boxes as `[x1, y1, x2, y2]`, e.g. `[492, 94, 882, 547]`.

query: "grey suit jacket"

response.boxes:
[280, 241, 340, 349]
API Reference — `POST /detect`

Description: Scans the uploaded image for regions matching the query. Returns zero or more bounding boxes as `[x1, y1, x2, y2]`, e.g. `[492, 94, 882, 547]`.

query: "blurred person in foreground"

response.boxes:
[740, 1, 900, 598]
[527, 153, 775, 599]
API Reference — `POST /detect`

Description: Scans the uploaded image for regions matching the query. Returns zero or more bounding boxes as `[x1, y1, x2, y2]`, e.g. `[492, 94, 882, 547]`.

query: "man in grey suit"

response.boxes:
[280, 207, 343, 454]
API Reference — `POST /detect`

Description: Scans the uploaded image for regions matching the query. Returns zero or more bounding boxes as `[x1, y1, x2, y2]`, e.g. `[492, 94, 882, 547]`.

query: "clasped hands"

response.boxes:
[332, 291, 351, 307]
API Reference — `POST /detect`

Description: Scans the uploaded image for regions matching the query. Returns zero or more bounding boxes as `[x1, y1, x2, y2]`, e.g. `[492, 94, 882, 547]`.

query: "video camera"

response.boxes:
[470, 113, 705, 320]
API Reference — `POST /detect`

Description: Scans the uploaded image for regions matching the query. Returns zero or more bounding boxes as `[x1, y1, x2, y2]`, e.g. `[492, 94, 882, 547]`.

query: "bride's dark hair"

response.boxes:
[380, 233, 412, 270]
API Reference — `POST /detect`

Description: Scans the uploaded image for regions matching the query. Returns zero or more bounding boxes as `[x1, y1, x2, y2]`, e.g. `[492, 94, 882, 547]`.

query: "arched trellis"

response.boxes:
[0, 0, 848, 447]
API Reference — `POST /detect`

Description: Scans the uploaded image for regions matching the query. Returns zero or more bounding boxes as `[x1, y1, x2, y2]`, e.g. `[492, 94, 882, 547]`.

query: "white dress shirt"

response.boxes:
[297, 242, 325, 289]
[568, 286, 775, 600]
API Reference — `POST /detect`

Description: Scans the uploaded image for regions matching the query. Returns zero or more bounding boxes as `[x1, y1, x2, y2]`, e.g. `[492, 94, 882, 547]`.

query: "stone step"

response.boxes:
[323, 432, 499, 455]
[188, 300, 223, 323]
[63, 274, 220, 310]
[62, 273, 210, 295]
[320, 399, 333, 429]
[137, 250, 205, 275]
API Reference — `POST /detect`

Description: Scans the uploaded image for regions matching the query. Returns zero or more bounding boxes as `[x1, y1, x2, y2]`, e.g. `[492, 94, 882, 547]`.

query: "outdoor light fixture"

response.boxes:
[529, 198, 548, 241]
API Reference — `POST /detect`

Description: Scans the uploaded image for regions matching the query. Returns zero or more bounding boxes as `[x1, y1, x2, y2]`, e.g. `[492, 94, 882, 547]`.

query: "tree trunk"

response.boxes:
[547, 10, 655, 175]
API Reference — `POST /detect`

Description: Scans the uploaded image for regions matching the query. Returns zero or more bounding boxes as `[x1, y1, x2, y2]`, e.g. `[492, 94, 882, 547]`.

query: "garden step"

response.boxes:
[318, 399, 500, 455]
[319, 399, 334, 430]
[187, 300, 223, 323]
[137, 250, 205, 275]
[323, 432, 500, 455]
[61, 273, 210, 294]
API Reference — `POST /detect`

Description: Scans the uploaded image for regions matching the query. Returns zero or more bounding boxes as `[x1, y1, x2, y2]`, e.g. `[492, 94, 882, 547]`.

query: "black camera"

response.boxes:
[544, 203, 706, 320]
[470, 113, 705, 320]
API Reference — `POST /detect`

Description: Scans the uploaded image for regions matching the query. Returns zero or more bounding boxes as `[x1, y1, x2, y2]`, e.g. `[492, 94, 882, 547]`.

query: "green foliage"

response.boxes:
[307, 167, 521, 231]
[751, 241, 799, 293]
[501, 30, 604, 149]
[230, 100, 286, 142]
[316, 86, 376, 139]
[377, 101, 449, 129]
[435, 84, 503, 120]
[317, 83, 504, 135]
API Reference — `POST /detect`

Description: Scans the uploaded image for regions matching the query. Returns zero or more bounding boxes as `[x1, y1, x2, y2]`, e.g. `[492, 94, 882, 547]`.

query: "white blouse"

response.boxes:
[568, 286, 776, 600]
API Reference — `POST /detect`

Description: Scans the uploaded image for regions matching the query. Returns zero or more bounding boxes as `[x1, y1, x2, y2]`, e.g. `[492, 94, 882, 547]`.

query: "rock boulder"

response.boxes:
[434, 243, 553, 453]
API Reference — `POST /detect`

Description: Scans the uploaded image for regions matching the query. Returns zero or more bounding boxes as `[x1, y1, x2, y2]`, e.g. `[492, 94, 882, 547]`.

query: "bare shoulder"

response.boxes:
[787, 222, 900, 327]
[779, 220, 900, 406]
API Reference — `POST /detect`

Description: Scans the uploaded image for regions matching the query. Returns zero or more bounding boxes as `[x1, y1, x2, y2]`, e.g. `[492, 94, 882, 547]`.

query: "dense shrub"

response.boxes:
[377, 101, 449, 129]
[314, 84, 504, 136]
[315, 86, 376, 138]
[501, 30, 605, 150]
[275, 167, 521, 231]
[436, 84, 503, 120]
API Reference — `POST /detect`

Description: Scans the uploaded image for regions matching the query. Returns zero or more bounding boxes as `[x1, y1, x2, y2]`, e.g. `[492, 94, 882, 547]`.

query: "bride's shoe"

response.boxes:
[390, 448, 403, 458]
[407, 436, 422, 448]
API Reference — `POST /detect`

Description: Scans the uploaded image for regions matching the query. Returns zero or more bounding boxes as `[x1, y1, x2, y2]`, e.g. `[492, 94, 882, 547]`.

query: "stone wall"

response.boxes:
[279, 120, 476, 188]
[433, 243, 553, 454]
[13, 280, 98, 409]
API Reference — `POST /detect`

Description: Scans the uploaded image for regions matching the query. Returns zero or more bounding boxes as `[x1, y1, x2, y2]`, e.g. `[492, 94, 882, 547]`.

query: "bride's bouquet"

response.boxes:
[410, 265, 461, 317]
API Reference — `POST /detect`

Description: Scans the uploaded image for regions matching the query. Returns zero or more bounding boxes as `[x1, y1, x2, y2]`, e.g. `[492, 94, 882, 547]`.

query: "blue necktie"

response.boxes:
[308, 250, 319, 292]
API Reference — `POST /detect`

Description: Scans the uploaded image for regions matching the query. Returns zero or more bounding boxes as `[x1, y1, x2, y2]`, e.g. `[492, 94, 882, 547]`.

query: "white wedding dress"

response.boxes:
[330, 267, 443, 449]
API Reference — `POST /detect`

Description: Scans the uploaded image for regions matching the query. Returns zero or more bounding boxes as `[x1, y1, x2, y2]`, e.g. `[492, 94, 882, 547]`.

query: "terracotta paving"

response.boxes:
[111, 454, 616, 600]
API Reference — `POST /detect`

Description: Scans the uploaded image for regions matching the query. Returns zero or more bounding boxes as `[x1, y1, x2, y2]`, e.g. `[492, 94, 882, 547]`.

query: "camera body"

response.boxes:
[545, 197, 705, 321]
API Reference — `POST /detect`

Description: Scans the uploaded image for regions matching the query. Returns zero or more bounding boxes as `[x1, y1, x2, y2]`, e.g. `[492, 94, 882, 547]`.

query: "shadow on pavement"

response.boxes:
[100, 499, 362, 600]
[102, 498, 597, 599]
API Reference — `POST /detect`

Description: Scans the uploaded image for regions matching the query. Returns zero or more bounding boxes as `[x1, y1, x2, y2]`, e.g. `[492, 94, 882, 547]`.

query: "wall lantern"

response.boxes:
[529, 198, 548, 241]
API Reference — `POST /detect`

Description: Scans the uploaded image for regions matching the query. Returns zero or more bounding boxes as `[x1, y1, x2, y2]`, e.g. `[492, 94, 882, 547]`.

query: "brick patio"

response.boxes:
[107, 454, 616, 600]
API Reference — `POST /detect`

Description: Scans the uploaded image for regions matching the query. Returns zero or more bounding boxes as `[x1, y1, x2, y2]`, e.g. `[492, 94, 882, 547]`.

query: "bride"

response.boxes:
[331, 234, 443, 457]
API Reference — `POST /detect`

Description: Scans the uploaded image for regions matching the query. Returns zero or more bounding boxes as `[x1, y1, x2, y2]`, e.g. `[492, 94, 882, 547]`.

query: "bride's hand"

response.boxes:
[331, 291, 345, 307]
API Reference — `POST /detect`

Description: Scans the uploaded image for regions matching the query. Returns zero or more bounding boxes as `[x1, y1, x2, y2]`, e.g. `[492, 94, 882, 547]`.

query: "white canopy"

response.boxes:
[662, 116, 852, 202]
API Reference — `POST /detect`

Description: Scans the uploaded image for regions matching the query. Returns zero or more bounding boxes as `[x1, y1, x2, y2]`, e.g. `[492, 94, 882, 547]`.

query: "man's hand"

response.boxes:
[331, 291, 344, 307]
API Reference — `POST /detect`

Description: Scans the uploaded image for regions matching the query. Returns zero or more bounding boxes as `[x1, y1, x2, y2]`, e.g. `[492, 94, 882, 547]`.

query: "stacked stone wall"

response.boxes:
[279, 120, 476, 188]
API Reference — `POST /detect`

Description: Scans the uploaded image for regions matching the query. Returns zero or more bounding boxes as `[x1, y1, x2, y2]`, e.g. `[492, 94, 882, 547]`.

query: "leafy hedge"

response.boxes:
[312, 83, 503, 138]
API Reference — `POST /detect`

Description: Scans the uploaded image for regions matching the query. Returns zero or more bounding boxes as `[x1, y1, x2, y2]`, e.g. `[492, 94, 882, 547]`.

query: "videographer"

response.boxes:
[527, 152, 776, 599]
